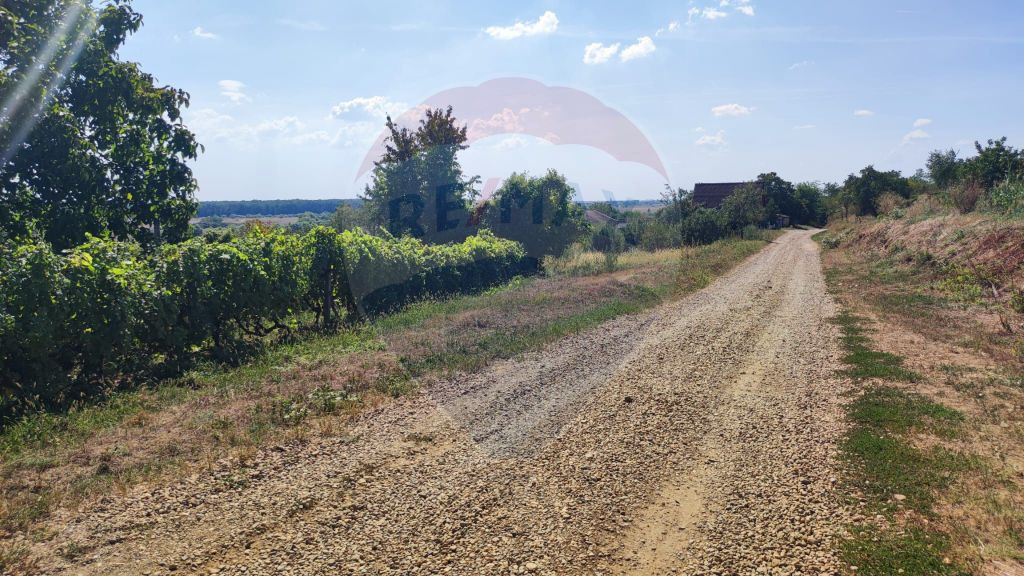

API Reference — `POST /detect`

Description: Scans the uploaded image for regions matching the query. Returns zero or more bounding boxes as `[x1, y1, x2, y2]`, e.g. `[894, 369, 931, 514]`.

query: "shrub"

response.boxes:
[592, 225, 626, 272]
[0, 227, 530, 422]
[988, 178, 1024, 215]
[948, 182, 984, 213]
[876, 193, 907, 217]
[0, 236, 156, 415]
[1010, 289, 1024, 315]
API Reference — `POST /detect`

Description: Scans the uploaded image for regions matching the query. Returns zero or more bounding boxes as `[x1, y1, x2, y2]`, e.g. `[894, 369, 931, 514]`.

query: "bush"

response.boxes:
[988, 178, 1024, 215]
[0, 227, 530, 421]
[592, 225, 626, 272]
[876, 193, 907, 217]
[948, 182, 984, 214]
[0, 236, 156, 415]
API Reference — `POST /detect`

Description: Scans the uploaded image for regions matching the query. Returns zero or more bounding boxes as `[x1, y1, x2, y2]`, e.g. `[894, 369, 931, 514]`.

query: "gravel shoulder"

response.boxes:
[37, 230, 849, 575]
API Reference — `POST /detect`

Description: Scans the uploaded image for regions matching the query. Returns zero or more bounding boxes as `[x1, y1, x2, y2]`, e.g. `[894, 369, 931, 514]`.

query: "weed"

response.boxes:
[843, 428, 973, 513]
[58, 540, 85, 560]
[850, 387, 963, 438]
[832, 313, 921, 382]
[949, 182, 984, 214]
[821, 235, 843, 249]
[1013, 338, 1024, 363]
[874, 292, 943, 316]
[0, 542, 32, 574]
[1011, 290, 1024, 315]
[842, 525, 959, 576]
[307, 385, 359, 415]
[939, 264, 998, 305]
[374, 373, 414, 398]
[266, 395, 308, 427]
[0, 490, 51, 532]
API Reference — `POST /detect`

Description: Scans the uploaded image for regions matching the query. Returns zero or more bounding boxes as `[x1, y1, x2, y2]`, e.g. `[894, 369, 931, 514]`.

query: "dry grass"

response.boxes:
[544, 246, 682, 277]
[821, 220, 1024, 574]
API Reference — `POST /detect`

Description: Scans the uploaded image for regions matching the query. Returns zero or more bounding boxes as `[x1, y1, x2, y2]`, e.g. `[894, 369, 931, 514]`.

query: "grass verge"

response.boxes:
[833, 312, 971, 574]
[819, 226, 1024, 575]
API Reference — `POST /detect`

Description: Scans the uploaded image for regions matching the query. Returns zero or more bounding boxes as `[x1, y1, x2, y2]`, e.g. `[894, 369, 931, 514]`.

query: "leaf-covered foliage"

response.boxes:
[1, 0, 200, 250]
[481, 170, 589, 262]
[361, 107, 480, 243]
[0, 228, 529, 420]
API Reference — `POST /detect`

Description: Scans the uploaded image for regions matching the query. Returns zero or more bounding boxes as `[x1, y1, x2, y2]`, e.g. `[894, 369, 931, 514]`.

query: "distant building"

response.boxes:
[693, 182, 792, 229]
[692, 182, 749, 209]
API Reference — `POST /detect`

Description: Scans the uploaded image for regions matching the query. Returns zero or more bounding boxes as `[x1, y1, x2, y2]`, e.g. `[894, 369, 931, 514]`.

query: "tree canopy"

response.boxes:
[361, 106, 479, 243]
[840, 165, 910, 216]
[481, 170, 588, 261]
[1, 0, 200, 249]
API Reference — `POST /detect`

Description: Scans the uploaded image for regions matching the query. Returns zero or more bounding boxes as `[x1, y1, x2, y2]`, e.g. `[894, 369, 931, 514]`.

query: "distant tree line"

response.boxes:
[197, 199, 362, 218]
[825, 137, 1024, 218]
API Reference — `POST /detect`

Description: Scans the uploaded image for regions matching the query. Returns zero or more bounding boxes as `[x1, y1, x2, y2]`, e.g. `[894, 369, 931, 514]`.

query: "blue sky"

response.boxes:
[119, 1, 1024, 201]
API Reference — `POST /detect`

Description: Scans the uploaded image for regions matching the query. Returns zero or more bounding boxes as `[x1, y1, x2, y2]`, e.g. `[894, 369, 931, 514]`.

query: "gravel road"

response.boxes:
[40, 229, 849, 575]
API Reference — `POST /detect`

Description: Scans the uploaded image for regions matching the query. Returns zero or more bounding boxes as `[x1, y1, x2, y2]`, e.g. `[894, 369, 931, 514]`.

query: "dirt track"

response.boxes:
[41, 230, 849, 575]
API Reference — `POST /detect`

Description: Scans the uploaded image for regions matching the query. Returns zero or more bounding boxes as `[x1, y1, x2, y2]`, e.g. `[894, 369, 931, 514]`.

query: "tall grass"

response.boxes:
[544, 245, 681, 277]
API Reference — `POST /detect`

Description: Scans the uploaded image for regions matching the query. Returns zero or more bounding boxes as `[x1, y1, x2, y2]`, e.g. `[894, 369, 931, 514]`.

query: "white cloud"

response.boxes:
[789, 60, 812, 70]
[711, 103, 754, 117]
[330, 122, 380, 148]
[901, 128, 931, 145]
[620, 37, 656, 62]
[656, 20, 680, 36]
[695, 130, 727, 150]
[278, 19, 327, 31]
[853, 109, 875, 117]
[186, 109, 329, 147]
[491, 135, 534, 151]
[329, 96, 407, 120]
[721, 0, 755, 14]
[583, 42, 620, 65]
[792, 124, 816, 130]
[485, 11, 558, 40]
[688, 3, 752, 24]
[192, 26, 219, 40]
[701, 8, 729, 20]
[218, 80, 249, 104]
[913, 118, 933, 128]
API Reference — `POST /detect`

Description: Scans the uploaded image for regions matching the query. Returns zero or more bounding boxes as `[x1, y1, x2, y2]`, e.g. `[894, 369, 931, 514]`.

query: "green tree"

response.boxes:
[1, 0, 201, 249]
[842, 166, 909, 216]
[960, 137, 1023, 189]
[680, 207, 724, 245]
[719, 183, 766, 231]
[361, 107, 478, 243]
[330, 202, 372, 233]
[756, 173, 799, 224]
[794, 182, 826, 226]
[926, 149, 961, 189]
[483, 170, 587, 263]
[361, 116, 421, 236]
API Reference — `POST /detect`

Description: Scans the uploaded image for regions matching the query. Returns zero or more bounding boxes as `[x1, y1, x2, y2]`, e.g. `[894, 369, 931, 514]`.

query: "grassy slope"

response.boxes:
[0, 236, 774, 568]
[818, 216, 1024, 575]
